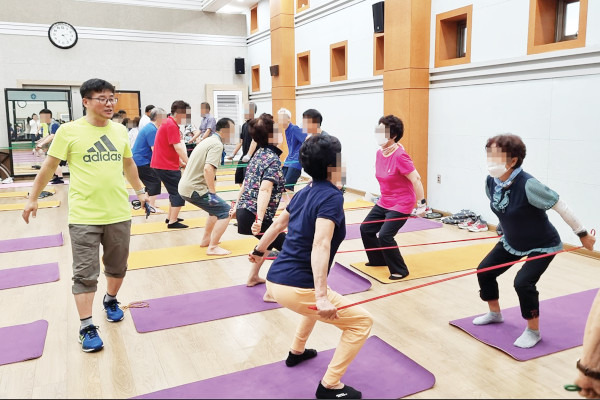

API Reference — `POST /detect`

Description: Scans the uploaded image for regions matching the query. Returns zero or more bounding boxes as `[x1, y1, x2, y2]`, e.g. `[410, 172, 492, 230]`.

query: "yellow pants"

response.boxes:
[266, 281, 373, 387]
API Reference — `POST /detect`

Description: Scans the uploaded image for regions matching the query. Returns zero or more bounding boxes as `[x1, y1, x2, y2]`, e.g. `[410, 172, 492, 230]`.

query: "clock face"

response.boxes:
[48, 22, 78, 49]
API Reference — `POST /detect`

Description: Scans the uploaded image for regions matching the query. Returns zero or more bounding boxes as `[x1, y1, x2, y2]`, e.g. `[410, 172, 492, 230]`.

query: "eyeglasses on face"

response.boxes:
[87, 97, 118, 105]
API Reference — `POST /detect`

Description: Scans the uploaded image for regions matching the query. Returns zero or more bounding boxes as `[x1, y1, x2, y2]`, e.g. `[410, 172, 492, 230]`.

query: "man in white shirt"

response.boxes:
[138, 104, 154, 131]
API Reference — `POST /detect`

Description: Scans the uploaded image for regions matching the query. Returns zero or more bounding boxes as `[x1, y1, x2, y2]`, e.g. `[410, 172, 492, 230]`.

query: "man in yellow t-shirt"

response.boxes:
[23, 78, 149, 353]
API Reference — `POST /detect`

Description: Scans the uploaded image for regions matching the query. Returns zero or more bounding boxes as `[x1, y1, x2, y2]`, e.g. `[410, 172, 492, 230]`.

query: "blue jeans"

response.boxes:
[181, 191, 230, 219]
[282, 166, 302, 192]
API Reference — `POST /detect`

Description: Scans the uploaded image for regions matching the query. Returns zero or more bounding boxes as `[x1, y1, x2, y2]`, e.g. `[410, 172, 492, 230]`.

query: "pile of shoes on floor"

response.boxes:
[441, 209, 488, 232]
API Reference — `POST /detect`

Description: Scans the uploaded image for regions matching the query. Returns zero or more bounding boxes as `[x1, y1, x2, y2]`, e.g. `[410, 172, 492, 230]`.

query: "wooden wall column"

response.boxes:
[383, 0, 431, 194]
[270, 0, 296, 160]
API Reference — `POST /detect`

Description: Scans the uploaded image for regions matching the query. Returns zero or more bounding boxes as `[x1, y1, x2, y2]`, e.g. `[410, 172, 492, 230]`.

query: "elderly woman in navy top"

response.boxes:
[474, 134, 595, 348]
[249, 135, 372, 399]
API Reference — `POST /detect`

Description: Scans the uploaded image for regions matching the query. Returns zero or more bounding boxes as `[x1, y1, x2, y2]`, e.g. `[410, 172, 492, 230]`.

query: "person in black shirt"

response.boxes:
[227, 102, 257, 185]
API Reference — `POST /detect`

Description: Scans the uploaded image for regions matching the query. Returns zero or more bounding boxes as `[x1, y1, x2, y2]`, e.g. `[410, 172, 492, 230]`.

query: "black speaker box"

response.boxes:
[270, 65, 279, 76]
[372, 1, 384, 33]
[235, 57, 245, 74]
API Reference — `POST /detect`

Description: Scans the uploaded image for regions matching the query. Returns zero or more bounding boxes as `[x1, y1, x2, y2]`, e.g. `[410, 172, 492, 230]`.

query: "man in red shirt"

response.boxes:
[151, 100, 190, 228]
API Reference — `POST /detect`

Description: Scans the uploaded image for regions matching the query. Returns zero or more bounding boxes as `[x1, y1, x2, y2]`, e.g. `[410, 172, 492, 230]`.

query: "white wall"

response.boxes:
[0, 30, 247, 149]
[295, 0, 378, 86]
[247, 34, 272, 96]
[293, 0, 384, 193]
[430, 0, 600, 67]
[296, 90, 383, 194]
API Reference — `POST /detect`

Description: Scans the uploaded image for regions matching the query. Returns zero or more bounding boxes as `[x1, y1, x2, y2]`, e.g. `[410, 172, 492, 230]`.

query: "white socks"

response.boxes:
[472, 311, 542, 348]
[513, 328, 541, 348]
[472, 311, 504, 325]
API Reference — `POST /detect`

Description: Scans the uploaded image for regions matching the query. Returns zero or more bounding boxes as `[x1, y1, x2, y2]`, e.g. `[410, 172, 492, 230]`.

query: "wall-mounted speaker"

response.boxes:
[372, 1, 384, 33]
[269, 65, 279, 76]
[235, 57, 245, 74]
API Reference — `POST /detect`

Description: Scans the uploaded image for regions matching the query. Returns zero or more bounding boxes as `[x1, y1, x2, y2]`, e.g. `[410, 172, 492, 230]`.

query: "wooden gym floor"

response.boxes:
[0, 180, 597, 398]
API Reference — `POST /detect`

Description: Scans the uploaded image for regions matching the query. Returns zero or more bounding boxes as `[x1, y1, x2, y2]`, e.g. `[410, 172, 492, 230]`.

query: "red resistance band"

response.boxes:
[256, 215, 420, 237]
[263, 234, 502, 260]
[308, 230, 595, 311]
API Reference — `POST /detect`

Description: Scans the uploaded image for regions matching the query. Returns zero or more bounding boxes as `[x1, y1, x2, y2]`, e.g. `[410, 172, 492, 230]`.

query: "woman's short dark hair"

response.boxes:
[248, 113, 274, 147]
[80, 78, 115, 99]
[171, 100, 190, 115]
[485, 134, 527, 168]
[300, 134, 342, 181]
[302, 109, 323, 126]
[378, 115, 404, 142]
[216, 117, 234, 132]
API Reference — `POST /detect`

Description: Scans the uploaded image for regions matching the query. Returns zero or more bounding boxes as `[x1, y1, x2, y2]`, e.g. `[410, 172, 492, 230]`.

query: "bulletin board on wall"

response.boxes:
[115, 91, 141, 118]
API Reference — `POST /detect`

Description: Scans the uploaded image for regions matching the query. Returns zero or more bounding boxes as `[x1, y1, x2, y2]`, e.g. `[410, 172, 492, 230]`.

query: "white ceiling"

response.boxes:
[75, 0, 256, 14]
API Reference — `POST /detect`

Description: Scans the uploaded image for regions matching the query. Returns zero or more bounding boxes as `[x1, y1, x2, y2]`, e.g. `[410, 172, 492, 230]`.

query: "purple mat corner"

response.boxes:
[0, 233, 63, 254]
[134, 335, 435, 399]
[450, 288, 599, 361]
[344, 218, 442, 240]
[0, 263, 60, 290]
[130, 263, 371, 333]
[0, 320, 49, 366]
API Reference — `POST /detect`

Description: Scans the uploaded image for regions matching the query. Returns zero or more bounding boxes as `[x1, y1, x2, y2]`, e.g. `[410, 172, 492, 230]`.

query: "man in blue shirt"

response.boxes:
[132, 107, 166, 210]
[278, 108, 307, 192]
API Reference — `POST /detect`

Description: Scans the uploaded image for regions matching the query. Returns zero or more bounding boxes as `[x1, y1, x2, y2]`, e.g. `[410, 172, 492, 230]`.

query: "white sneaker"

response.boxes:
[1, 177, 14, 184]
[468, 219, 489, 232]
[152, 206, 166, 214]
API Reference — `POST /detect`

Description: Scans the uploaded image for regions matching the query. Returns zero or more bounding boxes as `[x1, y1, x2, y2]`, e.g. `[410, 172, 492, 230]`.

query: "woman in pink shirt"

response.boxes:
[360, 115, 427, 280]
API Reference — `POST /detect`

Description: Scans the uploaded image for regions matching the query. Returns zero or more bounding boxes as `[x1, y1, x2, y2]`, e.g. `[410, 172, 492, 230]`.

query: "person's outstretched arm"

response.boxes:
[575, 290, 600, 398]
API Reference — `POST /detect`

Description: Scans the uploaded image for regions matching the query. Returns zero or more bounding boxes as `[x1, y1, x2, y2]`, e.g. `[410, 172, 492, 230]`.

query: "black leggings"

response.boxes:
[236, 208, 286, 251]
[360, 204, 410, 276]
[477, 241, 555, 320]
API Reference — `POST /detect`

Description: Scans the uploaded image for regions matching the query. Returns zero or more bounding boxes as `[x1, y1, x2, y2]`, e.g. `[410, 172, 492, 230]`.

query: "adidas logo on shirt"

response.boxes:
[83, 135, 122, 162]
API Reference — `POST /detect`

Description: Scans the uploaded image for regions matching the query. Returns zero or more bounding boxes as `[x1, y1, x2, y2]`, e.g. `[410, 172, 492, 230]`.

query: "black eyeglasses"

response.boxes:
[87, 97, 118, 105]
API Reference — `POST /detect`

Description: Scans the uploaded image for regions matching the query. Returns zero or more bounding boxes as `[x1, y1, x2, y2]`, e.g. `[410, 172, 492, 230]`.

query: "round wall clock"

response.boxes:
[48, 22, 78, 49]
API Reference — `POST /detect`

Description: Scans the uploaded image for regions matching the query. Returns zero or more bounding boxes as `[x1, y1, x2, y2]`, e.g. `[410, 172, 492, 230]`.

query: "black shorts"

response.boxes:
[59, 160, 67, 167]
[154, 168, 185, 207]
[137, 165, 161, 196]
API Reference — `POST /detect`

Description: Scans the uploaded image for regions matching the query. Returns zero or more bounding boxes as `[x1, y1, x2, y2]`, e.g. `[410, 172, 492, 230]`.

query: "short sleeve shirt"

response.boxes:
[266, 181, 346, 289]
[39, 123, 49, 137]
[132, 123, 157, 166]
[47, 118, 132, 225]
[240, 121, 252, 156]
[178, 135, 224, 198]
[200, 114, 216, 135]
[237, 146, 285, 220]
[283, 124, 307, 170]
[49, 120, 60, 134]
[151, 116, 182, 170]
[376, 146, 416, 214]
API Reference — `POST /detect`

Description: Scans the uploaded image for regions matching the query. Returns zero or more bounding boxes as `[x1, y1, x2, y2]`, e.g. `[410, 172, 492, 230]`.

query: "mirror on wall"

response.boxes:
[4, 89, 72, 177]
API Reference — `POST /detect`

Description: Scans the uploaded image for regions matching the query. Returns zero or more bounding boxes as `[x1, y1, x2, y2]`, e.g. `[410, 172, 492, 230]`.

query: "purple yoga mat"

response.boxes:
[0, 263, 60, 290]
[135, 335, 435, 399]
[0, 320, 49, 366]
[130, 263, 371, 333]
[450, 288, 598, 361]
[0, 233, 63, 254]
[344, 217, 443, 240]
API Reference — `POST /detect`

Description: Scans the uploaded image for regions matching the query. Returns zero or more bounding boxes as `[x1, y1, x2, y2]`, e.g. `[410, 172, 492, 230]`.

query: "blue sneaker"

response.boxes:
[103, 299, 124, 322]
[78, 325, 104, 352]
